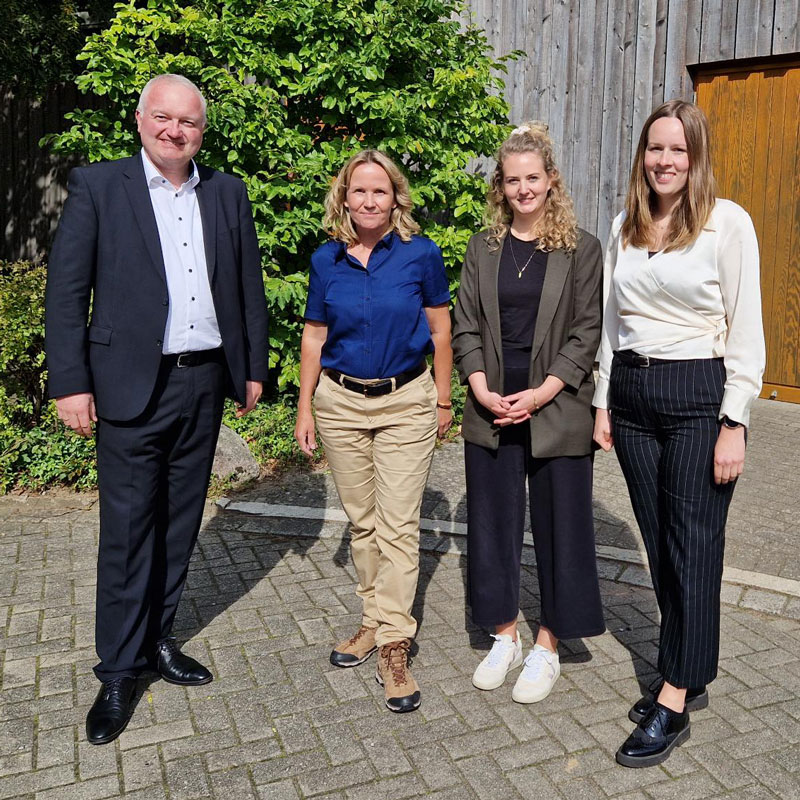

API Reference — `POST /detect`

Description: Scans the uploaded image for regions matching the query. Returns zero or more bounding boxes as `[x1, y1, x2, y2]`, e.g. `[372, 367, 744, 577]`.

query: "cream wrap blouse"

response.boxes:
[593, 199, 766, 427]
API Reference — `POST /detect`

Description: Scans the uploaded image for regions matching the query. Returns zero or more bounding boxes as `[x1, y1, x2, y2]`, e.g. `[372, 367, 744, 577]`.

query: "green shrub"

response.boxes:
[45, 0, 519, 391]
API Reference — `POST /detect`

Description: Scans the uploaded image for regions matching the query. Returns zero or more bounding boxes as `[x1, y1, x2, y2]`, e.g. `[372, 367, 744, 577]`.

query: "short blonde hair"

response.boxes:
[622, 100, 716, 252]
[484, 121, 578, 252]
[323, 150, 420, 245]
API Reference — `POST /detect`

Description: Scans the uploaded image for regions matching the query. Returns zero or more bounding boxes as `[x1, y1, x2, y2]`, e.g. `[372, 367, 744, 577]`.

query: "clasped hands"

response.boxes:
[475, 386, 552, 426]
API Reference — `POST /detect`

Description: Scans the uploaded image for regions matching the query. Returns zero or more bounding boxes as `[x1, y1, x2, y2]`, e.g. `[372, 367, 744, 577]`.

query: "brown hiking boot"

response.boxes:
[375, 639, 420, 713]
[329, 625, 378, 668]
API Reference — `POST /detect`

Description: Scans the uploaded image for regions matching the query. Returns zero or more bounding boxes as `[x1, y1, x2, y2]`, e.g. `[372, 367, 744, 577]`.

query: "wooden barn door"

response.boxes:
[695, 60, 800, 402]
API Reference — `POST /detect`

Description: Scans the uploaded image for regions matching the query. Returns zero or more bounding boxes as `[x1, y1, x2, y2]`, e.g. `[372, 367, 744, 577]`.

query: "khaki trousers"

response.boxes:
[314, 370, 438, 645]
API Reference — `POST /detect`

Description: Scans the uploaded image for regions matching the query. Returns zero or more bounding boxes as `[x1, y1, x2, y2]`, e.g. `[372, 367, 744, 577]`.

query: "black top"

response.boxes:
[498, 233, 548, 368]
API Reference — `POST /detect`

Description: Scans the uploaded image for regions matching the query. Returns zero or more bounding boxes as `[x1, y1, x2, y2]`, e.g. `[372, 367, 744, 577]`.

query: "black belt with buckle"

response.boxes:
[614, 350, 665, 368]
[163, 347, 225, 368]
[325, 361, 426, 396]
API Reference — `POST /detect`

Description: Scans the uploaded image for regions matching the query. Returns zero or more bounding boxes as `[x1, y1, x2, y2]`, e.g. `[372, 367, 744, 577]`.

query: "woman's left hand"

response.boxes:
[437, 406, 453, 437]
[495, 389, 537, 425]
[713, 425, 746, 484]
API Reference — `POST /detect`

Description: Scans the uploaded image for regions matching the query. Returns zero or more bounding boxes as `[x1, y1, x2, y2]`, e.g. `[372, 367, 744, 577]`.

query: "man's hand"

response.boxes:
[55, 392, 97, 437]
[235, 380, 262, 417]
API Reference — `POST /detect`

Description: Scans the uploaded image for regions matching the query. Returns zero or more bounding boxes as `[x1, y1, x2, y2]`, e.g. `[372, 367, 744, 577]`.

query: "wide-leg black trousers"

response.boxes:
[464, 366, 605, 639]
[94, 357, 225, 682]
[610, 354, 735, 688]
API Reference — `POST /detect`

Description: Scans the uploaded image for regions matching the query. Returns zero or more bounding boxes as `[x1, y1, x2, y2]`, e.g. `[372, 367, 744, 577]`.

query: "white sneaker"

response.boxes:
[512, 644, 560, 703]
[472, 633, 523, 690]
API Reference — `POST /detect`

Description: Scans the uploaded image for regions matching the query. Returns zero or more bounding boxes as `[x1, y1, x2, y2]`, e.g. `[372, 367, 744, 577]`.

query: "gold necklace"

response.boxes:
[509, 235, 537, 278]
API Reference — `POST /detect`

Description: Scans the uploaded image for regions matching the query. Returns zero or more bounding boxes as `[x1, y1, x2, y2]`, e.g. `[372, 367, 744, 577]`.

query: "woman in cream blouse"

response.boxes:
[593, 100, 765, 769]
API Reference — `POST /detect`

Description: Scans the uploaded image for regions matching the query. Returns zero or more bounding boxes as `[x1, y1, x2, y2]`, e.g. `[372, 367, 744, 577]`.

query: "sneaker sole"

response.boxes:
[472, 652, 524, 691]
[329, 646, 377, 668]
[615, 725, 691, 768]
[375, 672, 421, 712]
[628, 691, 709, 724]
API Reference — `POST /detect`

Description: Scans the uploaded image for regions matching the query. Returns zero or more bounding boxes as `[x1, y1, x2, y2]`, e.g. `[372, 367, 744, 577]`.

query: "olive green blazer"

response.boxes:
[452, 228, 603, 457]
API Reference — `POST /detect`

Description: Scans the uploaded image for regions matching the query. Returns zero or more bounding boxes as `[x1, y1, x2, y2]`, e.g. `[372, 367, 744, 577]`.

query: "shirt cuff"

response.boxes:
[425, 291, 452, 307]
[592, 377, 610, 409]
[456, 350, 485, 385]
[719, 386, 756, 428]
[547, 354, 585, 391]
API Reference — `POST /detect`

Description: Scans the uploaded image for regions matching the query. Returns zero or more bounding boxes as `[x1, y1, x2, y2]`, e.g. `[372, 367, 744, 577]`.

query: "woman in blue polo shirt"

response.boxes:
[295, 149, 452, 713]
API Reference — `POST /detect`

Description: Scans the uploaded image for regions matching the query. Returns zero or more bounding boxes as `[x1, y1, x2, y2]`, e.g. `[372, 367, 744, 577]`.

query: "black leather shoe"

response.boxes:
[629, 678, 708, 723]
[616, 703, 690, 768]
[86, 677, 136, 745]
[155, 638, 213, 686]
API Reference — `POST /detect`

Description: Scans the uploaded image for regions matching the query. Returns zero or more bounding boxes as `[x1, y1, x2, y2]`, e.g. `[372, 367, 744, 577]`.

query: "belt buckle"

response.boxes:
[639, 355, 650, 368]
[176, 353, 191, 368]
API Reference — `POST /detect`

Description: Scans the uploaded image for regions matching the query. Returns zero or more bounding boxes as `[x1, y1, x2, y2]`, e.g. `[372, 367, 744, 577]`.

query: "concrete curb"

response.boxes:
[217, 499, 800, 618]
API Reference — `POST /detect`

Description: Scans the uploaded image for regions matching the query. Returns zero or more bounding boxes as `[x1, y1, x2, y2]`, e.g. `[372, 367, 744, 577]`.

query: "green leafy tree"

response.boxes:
[0, 1, 118, 95]
[46, 0, 517, 392]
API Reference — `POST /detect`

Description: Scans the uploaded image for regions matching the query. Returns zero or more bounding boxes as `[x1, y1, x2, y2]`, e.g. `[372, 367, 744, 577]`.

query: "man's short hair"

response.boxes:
[137, 74, 207, 127]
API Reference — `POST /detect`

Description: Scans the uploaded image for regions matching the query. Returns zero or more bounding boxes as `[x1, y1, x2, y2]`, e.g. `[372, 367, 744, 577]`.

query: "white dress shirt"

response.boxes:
[142, 150, 222, 354]
[593, 199, 766, 427]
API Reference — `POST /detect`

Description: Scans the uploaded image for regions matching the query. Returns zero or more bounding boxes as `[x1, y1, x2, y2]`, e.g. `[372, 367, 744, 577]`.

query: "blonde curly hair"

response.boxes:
[484, 121, 578, 252]
[323, 150, 420, 245]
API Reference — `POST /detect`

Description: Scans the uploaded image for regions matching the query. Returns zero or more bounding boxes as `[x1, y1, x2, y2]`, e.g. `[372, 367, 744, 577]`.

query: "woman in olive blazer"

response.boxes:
[452, 122, 605, 705]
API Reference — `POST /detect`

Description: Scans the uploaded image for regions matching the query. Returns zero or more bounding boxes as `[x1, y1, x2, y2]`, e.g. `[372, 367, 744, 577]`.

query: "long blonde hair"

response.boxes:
[484, 121, 578, 252]
[323, 150, 420, 245]
[622, 100, 716, 252]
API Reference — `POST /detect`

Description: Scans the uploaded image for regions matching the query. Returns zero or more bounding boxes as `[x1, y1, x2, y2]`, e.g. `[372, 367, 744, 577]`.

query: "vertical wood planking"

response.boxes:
[571, 0, 608, 233]
[547, 0, 576, 172]
[664, 0, 690, 100]
[632, 0, 658, 155]
[782, 68, 800, 384]
[718, 0, 738, 59]
[617, 0, 640, 213]
[651, 0, 669, 107]
[699, 0, 724, 62]
[735, 0, 761, 57]
[773, 0, 800, 54]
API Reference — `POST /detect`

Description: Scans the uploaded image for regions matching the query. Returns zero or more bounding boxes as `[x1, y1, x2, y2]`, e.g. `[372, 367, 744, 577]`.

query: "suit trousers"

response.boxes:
[464, 365, 605, 639]
[93, 356, 225, 681]
[313, 370, 438, 645]
[609, 355, 735, 688]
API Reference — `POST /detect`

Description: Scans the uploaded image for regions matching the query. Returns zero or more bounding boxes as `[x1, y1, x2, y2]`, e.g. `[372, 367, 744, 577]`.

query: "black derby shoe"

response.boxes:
[629, 678, 708, 723]
[616, 703, 690, 768]
[156, 638, 212, 686]
[86, 677, 136, 745]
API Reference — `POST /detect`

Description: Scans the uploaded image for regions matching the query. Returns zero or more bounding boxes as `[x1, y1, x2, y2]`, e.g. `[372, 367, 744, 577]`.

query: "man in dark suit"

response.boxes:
[45, 74, 269, 745]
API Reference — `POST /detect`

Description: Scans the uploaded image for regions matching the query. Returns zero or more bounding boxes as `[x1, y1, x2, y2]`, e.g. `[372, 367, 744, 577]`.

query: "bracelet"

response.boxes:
[532, 392, 539, 413]
[436, 402, 452, 410]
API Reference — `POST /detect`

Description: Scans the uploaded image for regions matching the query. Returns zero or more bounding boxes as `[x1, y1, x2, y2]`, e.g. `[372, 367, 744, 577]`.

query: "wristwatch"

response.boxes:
[721, 415, 743, 429]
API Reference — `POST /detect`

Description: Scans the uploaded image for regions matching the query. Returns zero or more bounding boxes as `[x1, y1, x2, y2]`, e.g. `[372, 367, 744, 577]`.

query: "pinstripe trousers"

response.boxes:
[609, 354, 735, 688]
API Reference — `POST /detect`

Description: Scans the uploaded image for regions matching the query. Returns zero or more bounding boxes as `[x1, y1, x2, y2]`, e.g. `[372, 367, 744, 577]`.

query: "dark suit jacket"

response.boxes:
[45, 154, 269, 421]
[452, 228, 602, 457]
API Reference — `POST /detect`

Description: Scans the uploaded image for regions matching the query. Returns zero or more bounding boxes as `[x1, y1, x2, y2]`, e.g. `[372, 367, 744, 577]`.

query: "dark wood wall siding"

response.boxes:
[1, 2, 798, 261]
[467, 0, 799, 243]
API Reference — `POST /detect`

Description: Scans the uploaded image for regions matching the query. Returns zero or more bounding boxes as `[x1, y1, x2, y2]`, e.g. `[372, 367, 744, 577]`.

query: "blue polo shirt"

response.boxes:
[304, 233, 451, 379]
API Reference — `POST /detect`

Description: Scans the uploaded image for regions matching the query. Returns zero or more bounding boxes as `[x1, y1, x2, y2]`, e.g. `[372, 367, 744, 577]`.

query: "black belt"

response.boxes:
[162, 347, 225, 368]
[324, 361, 426, 396]
[614, 350, 667, 368]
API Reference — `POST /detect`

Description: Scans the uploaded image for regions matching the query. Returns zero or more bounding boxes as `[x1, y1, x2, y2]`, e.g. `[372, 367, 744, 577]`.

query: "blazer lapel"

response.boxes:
[195, 168, 217, 283]
[121, 156, 166, 284]
[478, 234, 503, 365]
[531, 247, 571, 361]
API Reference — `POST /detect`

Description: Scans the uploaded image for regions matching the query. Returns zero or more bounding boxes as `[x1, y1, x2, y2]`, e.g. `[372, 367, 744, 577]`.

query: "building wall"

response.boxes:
[466, 0, 800, 243]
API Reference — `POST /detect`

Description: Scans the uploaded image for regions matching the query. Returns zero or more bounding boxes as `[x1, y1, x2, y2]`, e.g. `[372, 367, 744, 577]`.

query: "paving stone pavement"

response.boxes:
[2, 471, 800, 799]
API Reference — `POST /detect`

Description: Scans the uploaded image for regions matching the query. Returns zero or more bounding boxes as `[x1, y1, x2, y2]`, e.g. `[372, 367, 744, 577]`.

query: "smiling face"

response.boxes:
[644, 116, 690, 206]
[501, 151, 552, 227]
[345, 162, 396, 238]
[135, 80, 205, 178]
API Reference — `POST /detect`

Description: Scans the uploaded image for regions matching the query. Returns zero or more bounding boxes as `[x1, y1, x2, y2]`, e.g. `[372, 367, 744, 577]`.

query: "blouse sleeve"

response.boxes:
[592, 221, 622, 409]
[421, 238, 451, 307]
[303, 251, 327, 323]
[717, 207, 766, 427]
[452, 235, 485, 383]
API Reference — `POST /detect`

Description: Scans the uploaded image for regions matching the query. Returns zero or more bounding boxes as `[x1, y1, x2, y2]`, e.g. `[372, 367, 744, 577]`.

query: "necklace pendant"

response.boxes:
[517, 271, 523, 279]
